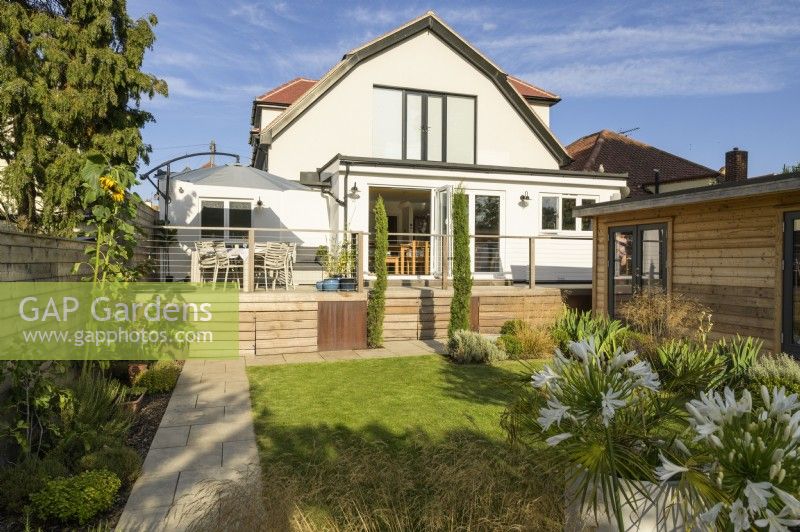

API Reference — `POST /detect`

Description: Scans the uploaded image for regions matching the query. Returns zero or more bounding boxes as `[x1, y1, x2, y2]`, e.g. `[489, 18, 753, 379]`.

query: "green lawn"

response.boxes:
[246, 355, 562, 531]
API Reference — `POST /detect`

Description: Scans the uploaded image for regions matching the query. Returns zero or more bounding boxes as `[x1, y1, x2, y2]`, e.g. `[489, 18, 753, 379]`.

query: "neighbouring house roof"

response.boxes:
[507, 75, 560, 103]
[565, 130, 720, 197]
[255, 78, 317, 107]
[575, 171, 800, 217]
[172, 164, 310, 191]
[254, 11, 572, 167]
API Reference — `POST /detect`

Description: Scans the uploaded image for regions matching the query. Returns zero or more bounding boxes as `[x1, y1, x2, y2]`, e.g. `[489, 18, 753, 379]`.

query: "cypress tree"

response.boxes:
[448, 187, 472, 338]
[0, 0, 167, 233]
[367, 196, 388, 347]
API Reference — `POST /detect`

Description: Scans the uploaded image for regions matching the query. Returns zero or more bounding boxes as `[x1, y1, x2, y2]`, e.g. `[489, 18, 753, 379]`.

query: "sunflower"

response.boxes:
[99, 175, 117, 191]
[111, 189, 125, 203]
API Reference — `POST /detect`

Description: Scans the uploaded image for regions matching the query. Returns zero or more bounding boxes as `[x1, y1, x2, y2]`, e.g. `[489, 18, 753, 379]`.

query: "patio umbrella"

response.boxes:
[171, 163, 310, 191]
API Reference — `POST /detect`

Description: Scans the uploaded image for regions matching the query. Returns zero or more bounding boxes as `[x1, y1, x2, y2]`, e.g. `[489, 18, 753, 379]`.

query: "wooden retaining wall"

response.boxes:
[240, 287, 566, 356]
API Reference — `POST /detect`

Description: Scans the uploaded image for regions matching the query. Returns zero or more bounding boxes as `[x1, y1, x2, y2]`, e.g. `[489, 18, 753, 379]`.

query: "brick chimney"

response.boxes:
[724, 147, 748, 182]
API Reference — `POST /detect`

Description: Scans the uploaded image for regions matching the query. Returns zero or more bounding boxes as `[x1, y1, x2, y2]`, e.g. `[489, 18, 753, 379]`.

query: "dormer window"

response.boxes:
[372, 86, 476, 164]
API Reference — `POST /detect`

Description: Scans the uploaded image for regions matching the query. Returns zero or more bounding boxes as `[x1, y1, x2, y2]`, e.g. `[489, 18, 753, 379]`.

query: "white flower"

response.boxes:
[744, 480, 773, 512]
[729, 499, 750, 532]
[773, 486, 800, 517]
[754, 508, 800, 531]
[531, 366, 559, 389]
[610, 348, 638, 370]
[537, 398, 570, 430]
[601, 387, 626, 426]
[673, 439, 690, 455]
[769, 387, 799, 417]
[627, 360, 661, 391]
[654, 452, 688, 481]
[697, 503, 723, 526]
[569, 339, 592, 363]
[545, 432, 572, 446]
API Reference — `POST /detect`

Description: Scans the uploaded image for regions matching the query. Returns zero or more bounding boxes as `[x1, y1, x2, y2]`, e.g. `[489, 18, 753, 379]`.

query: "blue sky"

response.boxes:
[129, 0, 800, 199]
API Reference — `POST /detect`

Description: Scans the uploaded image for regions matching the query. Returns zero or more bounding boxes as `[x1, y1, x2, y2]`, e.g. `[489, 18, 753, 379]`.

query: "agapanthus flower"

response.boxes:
[609, 348, 638, 370]
[754, 508, 800, 531]
[537, 398, 570, 430]
[601, 387, 626, 426]
[729, 499, 750, 532]
[545, 433, 572, 446]
[773, 487, 800, 517]
[655, 452, 688, 481]
[743, 480, 773, 513]
[697, 503, 723, 527]
[627, 360, 660, 390]
[531, 366, 559, 389]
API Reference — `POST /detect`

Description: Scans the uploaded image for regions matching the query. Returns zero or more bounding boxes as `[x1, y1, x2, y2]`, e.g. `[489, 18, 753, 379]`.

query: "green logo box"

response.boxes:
[0, 282, 239, 360]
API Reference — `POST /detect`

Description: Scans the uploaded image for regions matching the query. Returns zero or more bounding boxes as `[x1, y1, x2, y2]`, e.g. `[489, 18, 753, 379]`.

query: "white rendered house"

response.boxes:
[180, 12, 628, 285]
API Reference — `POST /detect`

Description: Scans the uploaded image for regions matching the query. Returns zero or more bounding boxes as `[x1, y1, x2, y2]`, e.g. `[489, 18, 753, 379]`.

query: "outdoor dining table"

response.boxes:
[190, 246, 253, 290]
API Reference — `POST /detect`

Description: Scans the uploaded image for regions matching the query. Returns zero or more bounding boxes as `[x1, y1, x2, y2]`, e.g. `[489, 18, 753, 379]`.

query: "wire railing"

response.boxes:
[135, 225, 592, 292]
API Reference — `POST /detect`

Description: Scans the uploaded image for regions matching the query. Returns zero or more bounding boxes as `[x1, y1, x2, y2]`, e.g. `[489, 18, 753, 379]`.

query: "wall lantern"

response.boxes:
[348, 182, 361, 200]
[519, 191, 530, 207]
[256, 196, 263, 208]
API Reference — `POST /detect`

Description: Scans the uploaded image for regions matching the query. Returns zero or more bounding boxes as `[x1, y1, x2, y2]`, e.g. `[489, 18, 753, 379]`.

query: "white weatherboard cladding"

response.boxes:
[337, 166, 622, 282]
[267, 31, 561, 179]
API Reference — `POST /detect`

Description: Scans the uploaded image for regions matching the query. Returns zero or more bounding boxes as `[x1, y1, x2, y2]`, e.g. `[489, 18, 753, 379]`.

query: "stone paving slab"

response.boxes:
[242, 339, 443, 367]
[117, 359, 262, 532]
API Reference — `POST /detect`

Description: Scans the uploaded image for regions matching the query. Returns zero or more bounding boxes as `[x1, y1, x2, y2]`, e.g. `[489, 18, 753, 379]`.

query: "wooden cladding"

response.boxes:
[592, 190, 800, 353]
[318, 300, 368, 351]
[240, 288, 566, 356]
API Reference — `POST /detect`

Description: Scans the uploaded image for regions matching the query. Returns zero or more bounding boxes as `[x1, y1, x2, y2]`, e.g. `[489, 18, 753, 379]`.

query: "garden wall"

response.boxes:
[0, 203, 158, 282]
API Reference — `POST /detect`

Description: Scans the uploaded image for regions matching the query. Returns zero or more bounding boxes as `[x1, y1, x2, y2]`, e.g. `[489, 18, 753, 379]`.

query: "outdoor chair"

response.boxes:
[194, 241, 217, 283]
[273, 242, 296, 289]
[213, 241, 243, 287]
[255, 242, 290, 290]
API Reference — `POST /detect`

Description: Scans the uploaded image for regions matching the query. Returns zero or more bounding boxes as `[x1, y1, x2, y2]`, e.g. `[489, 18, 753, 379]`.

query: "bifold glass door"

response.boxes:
[608, 223, 667, 316]
[474, 195, 501, 273]
[783, 212, 800, 356]
[434, 186, 452, 278]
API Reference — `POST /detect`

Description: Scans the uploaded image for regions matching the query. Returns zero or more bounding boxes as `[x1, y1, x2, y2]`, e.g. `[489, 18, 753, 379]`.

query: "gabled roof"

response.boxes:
[565, 129, 720, 197]
[255, 78, 316, 107]
[256, 11, 571, 167]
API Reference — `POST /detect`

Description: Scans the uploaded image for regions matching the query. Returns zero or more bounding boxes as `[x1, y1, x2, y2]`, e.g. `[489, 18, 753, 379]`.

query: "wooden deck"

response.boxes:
[239, 286, 567, 356]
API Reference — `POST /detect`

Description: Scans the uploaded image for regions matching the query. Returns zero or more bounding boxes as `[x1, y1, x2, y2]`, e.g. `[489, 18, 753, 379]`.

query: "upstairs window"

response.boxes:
[372, 87, 476, 164]
[540, 195, 596, 232]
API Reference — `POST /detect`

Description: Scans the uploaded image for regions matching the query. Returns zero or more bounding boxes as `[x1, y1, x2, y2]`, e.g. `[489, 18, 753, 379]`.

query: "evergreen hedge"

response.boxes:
[367, 196, 388, 347]
[448, 187, 472, 338]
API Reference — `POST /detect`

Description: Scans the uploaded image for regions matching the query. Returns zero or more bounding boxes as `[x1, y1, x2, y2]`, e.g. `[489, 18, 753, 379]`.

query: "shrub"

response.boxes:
[714, 335, 762, 387]
[656, 339, 726, 394]
[497, 334, 524, 357]
[748, 353, 800, 395]
[500, 319, 527, 336]
[133, 360, 181, 393]
[618, 287, 710, 342]
[0, 456, 69, 514]
[448, 187, 472, 339]
[497, 320, 556, 360]
[367, 196, 388, 347]
[448, 330, 507, 364]
[58, 368, 132, 463]
[550, 309, 628, 357]
[79, 446, 142, 487]
[30, 469, 121, 525]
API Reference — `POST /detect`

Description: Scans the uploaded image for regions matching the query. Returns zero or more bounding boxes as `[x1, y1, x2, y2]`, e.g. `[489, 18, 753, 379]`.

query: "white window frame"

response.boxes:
[200, 198, 253, 239]
[539, 194, 598, 233]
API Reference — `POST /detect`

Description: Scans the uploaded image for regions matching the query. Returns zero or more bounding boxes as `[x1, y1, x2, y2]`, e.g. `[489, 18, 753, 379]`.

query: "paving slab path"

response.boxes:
[117, 340, 446, 531]
[116, 358, 260, 532]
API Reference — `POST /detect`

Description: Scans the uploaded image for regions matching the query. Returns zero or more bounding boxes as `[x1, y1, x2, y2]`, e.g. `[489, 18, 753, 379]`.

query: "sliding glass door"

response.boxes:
[608, 223, 667, 316]
[783, 212, 800, 356]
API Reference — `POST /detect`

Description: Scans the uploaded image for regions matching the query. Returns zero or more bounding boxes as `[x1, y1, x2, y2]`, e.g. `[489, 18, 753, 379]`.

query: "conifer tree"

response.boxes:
[0, 0, 167, 233]
[448, 187, 472, 338]
[367, 196, 388, 347]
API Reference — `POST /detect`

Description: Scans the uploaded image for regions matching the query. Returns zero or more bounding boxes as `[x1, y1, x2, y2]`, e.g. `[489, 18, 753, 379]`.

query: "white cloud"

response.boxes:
[160, 76, 265, 102]
[148, 50, 203, 68]
[522, 55, 783, 97]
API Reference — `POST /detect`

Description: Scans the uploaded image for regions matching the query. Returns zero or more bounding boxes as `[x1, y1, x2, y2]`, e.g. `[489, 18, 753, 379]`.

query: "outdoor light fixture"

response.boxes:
[256, 197, 263, 208]
[519, 191, 530, 207]
[348, 182, 361, 200]
[178, 186, 184, 194]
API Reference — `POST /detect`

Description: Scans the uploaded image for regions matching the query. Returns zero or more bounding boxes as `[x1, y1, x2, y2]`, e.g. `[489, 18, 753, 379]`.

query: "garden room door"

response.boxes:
[783, 211, 800, 356]
[608, 223, 667, 317]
